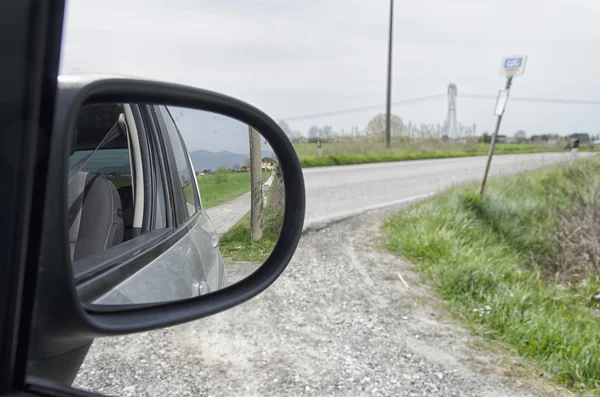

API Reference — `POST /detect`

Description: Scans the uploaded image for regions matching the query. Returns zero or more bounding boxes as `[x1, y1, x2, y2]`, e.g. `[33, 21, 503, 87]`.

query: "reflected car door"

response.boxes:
[85, 104, 209, 305]
[151, 105, 225, 294]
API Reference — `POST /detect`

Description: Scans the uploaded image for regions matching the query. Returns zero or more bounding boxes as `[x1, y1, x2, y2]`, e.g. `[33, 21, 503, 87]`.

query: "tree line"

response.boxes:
[279, 115, 598, 144]
[278, 113, 478, 143]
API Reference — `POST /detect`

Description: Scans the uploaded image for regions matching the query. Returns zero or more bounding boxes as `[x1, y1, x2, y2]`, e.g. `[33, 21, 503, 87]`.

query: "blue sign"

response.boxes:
[501, 54, 527, 77]
[504, 57, 523, 69]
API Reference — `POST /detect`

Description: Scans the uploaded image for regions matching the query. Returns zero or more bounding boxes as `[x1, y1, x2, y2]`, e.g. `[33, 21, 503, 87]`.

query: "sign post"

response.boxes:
[480, 55, 528, 197]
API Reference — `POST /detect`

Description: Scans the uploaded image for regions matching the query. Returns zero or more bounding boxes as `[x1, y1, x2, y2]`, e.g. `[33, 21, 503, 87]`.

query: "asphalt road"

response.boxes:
[302, 152, 592, 229]
[74, 153, 586, 396]
[206, 173, 275, 236]
[206, 191, 250, 236]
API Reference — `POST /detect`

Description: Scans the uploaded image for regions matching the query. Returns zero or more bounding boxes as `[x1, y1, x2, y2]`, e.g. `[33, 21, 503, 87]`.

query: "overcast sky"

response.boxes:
[60, 0, 600, 149]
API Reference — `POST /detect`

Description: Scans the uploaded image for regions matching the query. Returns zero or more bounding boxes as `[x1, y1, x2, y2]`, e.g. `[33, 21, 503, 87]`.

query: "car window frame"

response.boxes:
[132, 104, 172, 231]
[0, 0, 66, 391]
[167, 107, 203, 211]
[77, 103, 208, 306]
[71, 104, 180, 299]
[150, 104, 201, 225]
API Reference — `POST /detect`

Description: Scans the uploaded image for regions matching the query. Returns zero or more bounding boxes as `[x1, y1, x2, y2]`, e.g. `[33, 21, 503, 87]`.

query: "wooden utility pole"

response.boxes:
[384, 0, 394, 149]
[249, 127, 263, 241]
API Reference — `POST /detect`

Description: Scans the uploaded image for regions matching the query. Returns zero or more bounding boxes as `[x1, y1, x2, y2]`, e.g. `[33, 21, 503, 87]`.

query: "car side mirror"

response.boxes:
[27, 75, 305, 387]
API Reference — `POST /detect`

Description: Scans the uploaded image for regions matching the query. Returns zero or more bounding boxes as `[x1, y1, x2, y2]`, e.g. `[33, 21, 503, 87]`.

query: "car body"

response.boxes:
[68, 102, 225, 305]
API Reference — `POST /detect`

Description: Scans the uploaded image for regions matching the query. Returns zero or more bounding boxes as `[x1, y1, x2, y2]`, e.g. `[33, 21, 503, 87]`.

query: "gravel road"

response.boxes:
[75, 208, 551, 396]
[74, 154, 586, 396]
[224, 262, 261, 288]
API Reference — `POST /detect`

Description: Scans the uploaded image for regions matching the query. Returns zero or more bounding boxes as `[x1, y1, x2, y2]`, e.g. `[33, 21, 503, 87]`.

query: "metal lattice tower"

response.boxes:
[445, 83, 458, 138]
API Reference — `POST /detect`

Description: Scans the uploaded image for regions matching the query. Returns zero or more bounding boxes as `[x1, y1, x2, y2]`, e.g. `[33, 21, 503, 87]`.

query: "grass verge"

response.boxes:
[218, 172, 284, 263]
[218, 212, 280, 263]
[385, 156, 600, 394]
[297, 142, 593, 168]
[197, 171, 270, 209]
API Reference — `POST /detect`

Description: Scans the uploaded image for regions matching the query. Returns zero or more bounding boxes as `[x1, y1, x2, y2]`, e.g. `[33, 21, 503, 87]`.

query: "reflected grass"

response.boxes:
[197, 171, 270, 209]
[219, 174, 284, 263]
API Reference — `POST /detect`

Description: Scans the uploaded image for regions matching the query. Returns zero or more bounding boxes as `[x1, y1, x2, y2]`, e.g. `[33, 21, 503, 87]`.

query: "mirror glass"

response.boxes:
[68, 103, 285, 306]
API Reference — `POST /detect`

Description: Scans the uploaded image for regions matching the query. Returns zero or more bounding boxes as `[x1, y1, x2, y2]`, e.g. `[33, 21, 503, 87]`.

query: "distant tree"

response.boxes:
[514, 130, 527, 143]
[365, 113, 404, 137]
[262, 157, 275, 164]
[278, 120, 293, 139]
[308, 125, 320, 142]
[244, 156, 251, 168]
[231, 164, 241, 171]
[290, 129, 303, 142]
[216, 165, 230, 173]
[202, 168, 212, 174]
[481, 132, 492, 144]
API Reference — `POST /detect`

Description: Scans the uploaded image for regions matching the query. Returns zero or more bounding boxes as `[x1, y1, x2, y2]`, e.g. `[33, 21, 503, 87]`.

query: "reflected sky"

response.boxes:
[169, 106, 273, 154]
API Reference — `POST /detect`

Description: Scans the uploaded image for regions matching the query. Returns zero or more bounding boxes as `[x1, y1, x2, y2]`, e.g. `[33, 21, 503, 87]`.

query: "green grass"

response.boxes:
[295, 141, 594, 168]
[197, 171, 270, 209]
[218, 212, 280, 263]
[385, 156, 600, 394]
[218, 175, 284, 263]
[183, 183, 196, 207]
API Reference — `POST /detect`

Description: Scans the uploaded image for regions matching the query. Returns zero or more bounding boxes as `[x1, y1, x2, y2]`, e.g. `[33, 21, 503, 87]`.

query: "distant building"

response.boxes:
[262, 162, 277, 171]
[239, 166, 249, 172]
[261, 157, 277, 172]
[529, 134, 561, 144]
[530, 134, 548, 143]
[569, 133, 590, 144]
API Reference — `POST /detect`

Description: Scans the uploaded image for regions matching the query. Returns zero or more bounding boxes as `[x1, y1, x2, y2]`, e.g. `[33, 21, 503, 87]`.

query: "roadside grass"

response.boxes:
[295, 140, 594, 168]
[218, 173, 284, 263]
[197, 171, 270, 209]
[385, 155, 600, 394]
[218, 212, 280, 263]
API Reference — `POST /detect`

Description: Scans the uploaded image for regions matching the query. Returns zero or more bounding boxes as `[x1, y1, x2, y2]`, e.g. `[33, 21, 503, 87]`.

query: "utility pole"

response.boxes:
[385, 0, 394, 149]
[249, 126, 263, 241]
[445, 83, 459, 139]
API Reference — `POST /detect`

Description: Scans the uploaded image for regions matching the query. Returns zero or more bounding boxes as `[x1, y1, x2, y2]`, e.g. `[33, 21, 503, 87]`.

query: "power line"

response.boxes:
[282, 94, 446, 121]
[461, 93, 600, 106]
[282, 92, 600, 122]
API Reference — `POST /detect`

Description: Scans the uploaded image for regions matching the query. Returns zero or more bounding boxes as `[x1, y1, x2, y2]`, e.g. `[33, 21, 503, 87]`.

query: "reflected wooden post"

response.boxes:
[249, 126, 263, 241]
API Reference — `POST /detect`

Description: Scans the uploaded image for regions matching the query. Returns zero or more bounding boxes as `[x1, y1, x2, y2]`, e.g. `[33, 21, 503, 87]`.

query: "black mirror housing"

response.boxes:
[28, 75, 305, 384]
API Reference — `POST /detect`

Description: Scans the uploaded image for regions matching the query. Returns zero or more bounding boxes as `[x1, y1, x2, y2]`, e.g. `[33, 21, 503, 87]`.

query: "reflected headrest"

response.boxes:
[70, 103, 127, 155]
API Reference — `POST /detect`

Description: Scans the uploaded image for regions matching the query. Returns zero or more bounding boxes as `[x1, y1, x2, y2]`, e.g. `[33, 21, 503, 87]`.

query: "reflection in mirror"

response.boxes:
[68, 103, 284, 307]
